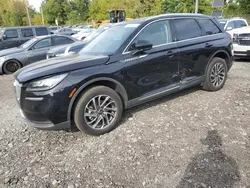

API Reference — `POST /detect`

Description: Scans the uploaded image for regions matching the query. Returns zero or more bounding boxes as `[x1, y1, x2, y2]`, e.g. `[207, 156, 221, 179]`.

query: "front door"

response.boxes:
[28, 37, 52, 63]
[122, 20, 180, 101]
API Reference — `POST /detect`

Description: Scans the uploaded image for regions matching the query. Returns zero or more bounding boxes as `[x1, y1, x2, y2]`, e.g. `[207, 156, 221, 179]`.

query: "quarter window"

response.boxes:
[173, 19, 202, 41]
[33, 38, 51, 49]
[21, 28, 33, 37]
[5, 29, 18, 38]
[197, 19, 221, 35]
[35, 27, 48, 36]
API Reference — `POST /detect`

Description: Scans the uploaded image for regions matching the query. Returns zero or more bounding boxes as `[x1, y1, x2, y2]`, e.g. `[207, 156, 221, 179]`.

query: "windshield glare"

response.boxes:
[80, 24, 138, 55]
[19, 38, 37, 49]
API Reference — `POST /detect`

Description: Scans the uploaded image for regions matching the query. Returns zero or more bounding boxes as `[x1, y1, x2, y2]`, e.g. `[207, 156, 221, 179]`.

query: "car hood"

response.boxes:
[15, 54, 110, 83]
[232, 26, 250, 34]
[0, 47, 24, 57]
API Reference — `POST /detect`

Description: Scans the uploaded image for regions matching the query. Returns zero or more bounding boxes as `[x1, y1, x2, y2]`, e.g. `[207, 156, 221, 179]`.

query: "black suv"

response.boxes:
[14, 14, 233, 135]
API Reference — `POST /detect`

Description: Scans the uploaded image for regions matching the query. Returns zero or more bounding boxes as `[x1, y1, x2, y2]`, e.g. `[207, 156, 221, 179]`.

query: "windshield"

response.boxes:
[80, 24, 139, 55]
[19, 38, 38, 49]
[84, 28, 106, 42]
[219, 22, 226, 29]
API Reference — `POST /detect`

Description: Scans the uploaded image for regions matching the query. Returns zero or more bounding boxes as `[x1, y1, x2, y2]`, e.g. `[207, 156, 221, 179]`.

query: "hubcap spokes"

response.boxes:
[6, 62, 19, 73]
[210, 63, 225, 87]
[84, 95, 117, 129]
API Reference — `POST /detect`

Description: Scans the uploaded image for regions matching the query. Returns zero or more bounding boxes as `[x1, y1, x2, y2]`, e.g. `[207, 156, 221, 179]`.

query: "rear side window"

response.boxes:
[52, 36, 74, 46]
[197, 19, 221, 35]
[5, 29, 18, 38]
[235, 20, 247, 28]
[21, 28, 33, 37]
[173, 19, 202, 41]
[35, 27, 48, 36]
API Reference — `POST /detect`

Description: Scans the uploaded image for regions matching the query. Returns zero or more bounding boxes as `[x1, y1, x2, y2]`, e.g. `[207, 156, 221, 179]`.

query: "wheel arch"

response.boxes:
[208, 50, 232, 71]
[67, 77, 128, 124]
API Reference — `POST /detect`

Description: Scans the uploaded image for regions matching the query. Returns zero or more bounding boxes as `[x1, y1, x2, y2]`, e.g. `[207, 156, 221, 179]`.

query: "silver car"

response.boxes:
[0, 35, 77, 74]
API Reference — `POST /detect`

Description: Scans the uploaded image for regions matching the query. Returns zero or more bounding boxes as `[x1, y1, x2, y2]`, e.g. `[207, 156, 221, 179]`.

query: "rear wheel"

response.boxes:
[3, 60, 21, 74]
[203, 57, 227, 91]
[74, 86, 123, 135]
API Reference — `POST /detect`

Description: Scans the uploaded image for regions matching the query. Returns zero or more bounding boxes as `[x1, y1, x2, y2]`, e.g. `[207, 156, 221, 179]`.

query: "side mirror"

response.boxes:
[226, 27, 233, 31]
[134, 40, 153, 51]
[2, 34, 6, 40]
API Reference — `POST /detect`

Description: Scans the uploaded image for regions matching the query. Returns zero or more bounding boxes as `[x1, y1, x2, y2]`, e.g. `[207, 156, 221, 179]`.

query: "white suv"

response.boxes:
[218, 18, 248, 36]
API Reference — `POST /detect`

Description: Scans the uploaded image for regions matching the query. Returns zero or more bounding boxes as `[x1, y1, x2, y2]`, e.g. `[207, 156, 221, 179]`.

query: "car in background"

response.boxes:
[51, 28, 77, 36]
[0, 26, 50, 50]
[73, 25, 94, 33]
[49, 26, 61, 33]
[0, 35, 77, 74]
[71, 28, 95, 40]
[231, 26, 250, 59]
[218, 18, 248, 36]
[47, 41, 86, 59]
[14, 14, 232, 135]
[48, 24, 115, 58]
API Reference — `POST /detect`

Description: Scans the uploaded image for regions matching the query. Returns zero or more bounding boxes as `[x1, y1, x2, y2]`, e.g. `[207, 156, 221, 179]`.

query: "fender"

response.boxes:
[208, 50, 231, 66]
[67, 77, 128, 122]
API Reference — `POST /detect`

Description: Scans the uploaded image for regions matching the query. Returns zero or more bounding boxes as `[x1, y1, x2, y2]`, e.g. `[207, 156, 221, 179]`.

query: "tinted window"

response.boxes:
[235, 20, 247, 28]
[226, 21, 235, 30]
[53, 36, 74, 46]
[21, 28, 33, 37]
[35, 27, 48, 36]
[136, 20, 172, 47]
[5, 29, 18, 38]
[173, 19, 202, 41]
[33, 38, 51, 49]
[197, 19, 221, 35]
[69, 45, 84, 53]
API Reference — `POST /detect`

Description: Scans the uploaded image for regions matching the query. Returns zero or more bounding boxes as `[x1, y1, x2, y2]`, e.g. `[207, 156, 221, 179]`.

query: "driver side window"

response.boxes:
[33, 38, 51, 49]
[128, 20, 172, 51]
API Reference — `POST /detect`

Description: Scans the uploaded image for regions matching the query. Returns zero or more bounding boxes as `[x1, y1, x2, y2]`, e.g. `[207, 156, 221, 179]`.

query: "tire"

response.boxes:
[74, 86, 123, 135]
[203, 57, 228, 91]
[3, 60, 21, 74]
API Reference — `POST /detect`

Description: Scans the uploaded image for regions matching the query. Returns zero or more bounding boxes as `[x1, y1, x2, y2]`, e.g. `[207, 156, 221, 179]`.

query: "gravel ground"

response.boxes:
[0, 61, 250, 188]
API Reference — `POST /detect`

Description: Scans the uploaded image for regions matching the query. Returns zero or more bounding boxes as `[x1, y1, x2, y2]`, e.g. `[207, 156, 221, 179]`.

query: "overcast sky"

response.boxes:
[28, 0, 43, 12]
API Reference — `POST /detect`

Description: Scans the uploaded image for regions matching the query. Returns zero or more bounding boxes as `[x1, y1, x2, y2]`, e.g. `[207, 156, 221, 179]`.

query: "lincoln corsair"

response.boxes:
[14, 14, 233, 135]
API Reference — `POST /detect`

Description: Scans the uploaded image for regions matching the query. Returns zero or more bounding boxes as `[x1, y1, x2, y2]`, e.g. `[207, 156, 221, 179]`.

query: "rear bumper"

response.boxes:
[20, 109, 71, 130]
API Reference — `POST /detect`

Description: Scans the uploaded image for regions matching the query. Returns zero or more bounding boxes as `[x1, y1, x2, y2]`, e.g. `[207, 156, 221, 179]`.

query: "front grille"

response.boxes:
[239, 40, 250, 46]
[13, 80, 22, 102]
[239, 33, 250, 38]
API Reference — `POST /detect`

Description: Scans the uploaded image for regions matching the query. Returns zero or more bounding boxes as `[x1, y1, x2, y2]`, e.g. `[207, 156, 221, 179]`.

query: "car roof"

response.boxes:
[219, 18, 246, 22]
[2, 26, 48, 30]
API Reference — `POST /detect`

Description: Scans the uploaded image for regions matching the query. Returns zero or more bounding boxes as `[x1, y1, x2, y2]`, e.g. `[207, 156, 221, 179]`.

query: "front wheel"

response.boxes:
[3, 60, 21, 74]
[203, 57, 228, 91]
[74, 86, 123, 135]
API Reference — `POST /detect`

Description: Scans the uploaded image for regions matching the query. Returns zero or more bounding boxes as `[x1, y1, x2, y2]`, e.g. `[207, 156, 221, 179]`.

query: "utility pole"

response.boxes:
[195, 0, 199, 14]
[41, 6, 45, 25]
[26, 5, 31, 26]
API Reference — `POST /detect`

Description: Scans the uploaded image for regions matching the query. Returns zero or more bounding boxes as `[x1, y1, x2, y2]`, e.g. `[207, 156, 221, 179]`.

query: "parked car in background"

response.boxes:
[48, 24, 115, 58]
[73, 25, 94, 33]
[71, 28, 95, 40]
[231, 26, 250, 59]
[14, 14, 232, 135]
[218, 18, 248, 36]
[0, 35, 77, 74]
[0, 26, 50, 50]
[47, 41, 86, 59]
[51, 28, 77, 36]
[49, 26, 61, 33]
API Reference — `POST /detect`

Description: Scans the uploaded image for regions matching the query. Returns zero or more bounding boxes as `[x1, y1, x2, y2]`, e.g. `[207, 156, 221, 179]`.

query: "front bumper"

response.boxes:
[20, 109, 71, 130]
[233, 43, 250, 57]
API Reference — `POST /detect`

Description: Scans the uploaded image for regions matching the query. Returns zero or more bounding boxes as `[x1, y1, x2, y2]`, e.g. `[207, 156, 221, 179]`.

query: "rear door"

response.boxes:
[123, 19, 180, 101]
[27, 37, 52, 63]
[2, 29, 20, 49]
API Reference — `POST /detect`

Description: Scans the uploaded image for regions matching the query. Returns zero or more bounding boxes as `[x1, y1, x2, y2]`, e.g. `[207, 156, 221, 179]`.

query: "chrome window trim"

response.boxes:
[122, 17, 223, 55]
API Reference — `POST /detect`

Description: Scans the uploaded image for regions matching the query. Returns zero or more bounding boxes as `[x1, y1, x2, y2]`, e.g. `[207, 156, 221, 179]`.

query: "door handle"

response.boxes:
[165, 51, 175, 57]
[205, 43, 213, 48]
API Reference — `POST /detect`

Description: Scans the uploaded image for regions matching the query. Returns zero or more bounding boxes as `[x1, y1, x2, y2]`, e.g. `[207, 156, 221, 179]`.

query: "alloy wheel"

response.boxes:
[210, 62, 226, 88]
[84, 95, 117, 130]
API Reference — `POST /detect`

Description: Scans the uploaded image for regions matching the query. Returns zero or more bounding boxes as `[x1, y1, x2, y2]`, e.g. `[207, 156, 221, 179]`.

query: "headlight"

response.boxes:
[26, 73, 68, 92]
[233, 34, 238, 43]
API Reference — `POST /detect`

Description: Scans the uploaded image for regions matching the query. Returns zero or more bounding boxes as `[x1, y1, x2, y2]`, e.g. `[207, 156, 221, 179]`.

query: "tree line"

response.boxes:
[0, 0, 249, 27]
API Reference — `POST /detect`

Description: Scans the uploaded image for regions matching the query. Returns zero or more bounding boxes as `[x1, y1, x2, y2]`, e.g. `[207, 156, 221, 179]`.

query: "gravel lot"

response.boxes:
[0, 61, 250, 188]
